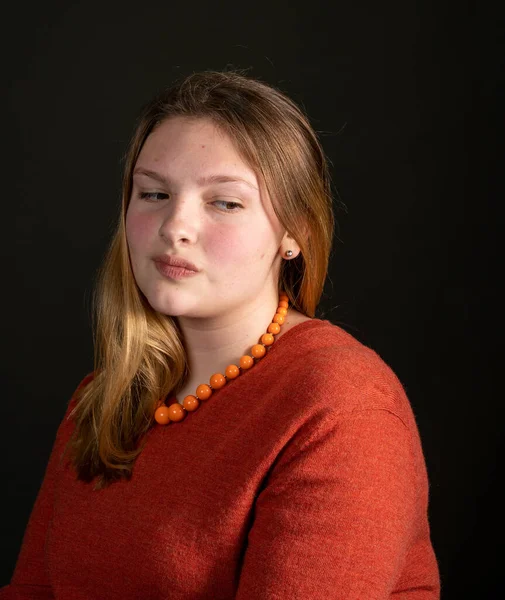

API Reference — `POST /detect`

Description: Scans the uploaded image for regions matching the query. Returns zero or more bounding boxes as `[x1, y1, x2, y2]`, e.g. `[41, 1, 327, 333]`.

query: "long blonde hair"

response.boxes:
[67, 69, 336, 489]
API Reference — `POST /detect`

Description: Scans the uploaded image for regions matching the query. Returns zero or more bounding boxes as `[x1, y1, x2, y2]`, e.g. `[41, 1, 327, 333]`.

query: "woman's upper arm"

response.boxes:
[0, 373, 93, 599]
[235, 408, 424, 600]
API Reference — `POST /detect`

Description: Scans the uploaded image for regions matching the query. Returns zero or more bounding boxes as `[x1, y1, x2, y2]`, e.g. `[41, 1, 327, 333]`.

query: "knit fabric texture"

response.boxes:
[1, 318, 440, 599]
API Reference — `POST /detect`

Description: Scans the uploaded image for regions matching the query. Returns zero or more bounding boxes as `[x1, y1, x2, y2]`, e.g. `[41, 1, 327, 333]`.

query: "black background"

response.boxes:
[2, 1, 502, 597]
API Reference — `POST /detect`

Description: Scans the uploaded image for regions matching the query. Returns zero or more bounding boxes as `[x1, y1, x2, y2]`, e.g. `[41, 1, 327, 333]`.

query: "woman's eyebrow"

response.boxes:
[133, 168, 258, 191]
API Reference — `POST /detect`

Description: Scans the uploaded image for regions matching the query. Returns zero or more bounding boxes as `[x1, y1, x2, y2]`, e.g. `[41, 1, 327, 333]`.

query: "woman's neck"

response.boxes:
[176, 297, 279, 385]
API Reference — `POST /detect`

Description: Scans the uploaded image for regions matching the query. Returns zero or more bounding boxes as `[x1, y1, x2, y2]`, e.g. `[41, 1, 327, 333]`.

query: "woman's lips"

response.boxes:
[154, 260, 199, 280]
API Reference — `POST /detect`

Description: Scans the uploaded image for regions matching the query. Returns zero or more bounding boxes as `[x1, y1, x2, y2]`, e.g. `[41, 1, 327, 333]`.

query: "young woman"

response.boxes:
[1, 70, 440, 599]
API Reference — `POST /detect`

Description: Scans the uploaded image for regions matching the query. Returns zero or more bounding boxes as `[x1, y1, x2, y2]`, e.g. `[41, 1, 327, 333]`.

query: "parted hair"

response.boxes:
[66, 68, 336, 489]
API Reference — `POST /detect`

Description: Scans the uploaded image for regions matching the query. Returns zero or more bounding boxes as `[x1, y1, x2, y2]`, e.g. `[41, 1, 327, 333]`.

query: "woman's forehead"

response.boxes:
[137, 117, 265, 191]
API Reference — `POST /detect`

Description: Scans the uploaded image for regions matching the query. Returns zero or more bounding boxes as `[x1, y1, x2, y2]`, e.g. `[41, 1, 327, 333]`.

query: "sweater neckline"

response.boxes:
[164, 318, 333, 407]
[219, 317, 332, 395]
[265, 317, 333, 356]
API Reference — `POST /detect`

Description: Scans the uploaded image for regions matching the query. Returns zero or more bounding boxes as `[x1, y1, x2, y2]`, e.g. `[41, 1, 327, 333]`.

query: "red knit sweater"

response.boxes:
[1, 319, 440, 599]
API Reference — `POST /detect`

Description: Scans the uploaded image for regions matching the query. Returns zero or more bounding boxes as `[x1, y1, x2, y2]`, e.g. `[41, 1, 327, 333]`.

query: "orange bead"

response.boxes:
[267, 322, 281, 335]
[277, 307, 288, 316]
[278, 300, 289, 308]
[196, 384, 212, 400]
[272, 313, 285, 325]
[280, 295, 288, 303]
[251, 344, 266, 358]
[167, 403, 186, 422]
[210, 373, 226, 389]
[225, 364, 240, 379]
[183, 395, 200, 411]
[240, 355, 254, 370]
[261, 333, 274, 346]
[154, 405, 171, 425]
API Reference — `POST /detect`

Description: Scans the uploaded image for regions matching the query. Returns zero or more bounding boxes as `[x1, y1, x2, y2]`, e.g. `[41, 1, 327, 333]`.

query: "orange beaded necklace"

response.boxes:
[154, 290, 290, 425]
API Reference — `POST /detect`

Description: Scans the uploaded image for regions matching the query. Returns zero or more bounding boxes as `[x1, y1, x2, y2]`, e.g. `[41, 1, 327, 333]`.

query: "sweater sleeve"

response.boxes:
[235, 407, 432, 600]
[0, 373, 94, 599]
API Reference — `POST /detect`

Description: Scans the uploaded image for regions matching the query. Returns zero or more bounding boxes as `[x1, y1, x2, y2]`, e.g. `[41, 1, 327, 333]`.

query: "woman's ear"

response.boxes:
[280, 217, 308, 258]
[280, 231, 302, 259]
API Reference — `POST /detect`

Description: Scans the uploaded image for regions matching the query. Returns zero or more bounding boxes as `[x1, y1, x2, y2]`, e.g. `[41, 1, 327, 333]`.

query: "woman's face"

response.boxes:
[125, 116, 288, 320]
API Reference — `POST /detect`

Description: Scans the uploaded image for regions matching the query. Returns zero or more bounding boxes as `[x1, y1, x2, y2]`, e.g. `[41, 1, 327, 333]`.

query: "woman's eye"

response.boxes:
[138, 192, 242, 213]
[213, 200, 243, 212]
[139, 192, 169, 202]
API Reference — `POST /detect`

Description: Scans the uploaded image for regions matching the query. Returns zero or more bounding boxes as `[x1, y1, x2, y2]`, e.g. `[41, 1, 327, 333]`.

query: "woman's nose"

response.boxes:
[158, 197, 199, 244]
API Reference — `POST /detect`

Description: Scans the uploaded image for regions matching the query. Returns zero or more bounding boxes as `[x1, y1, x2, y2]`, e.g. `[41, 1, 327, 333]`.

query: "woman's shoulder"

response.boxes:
[271, 318, 416, 429]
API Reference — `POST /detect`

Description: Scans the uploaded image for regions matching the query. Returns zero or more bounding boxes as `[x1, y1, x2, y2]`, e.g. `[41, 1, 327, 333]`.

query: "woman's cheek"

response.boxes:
[205, 225, 252, 267]
[125, 208, 157, 251]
